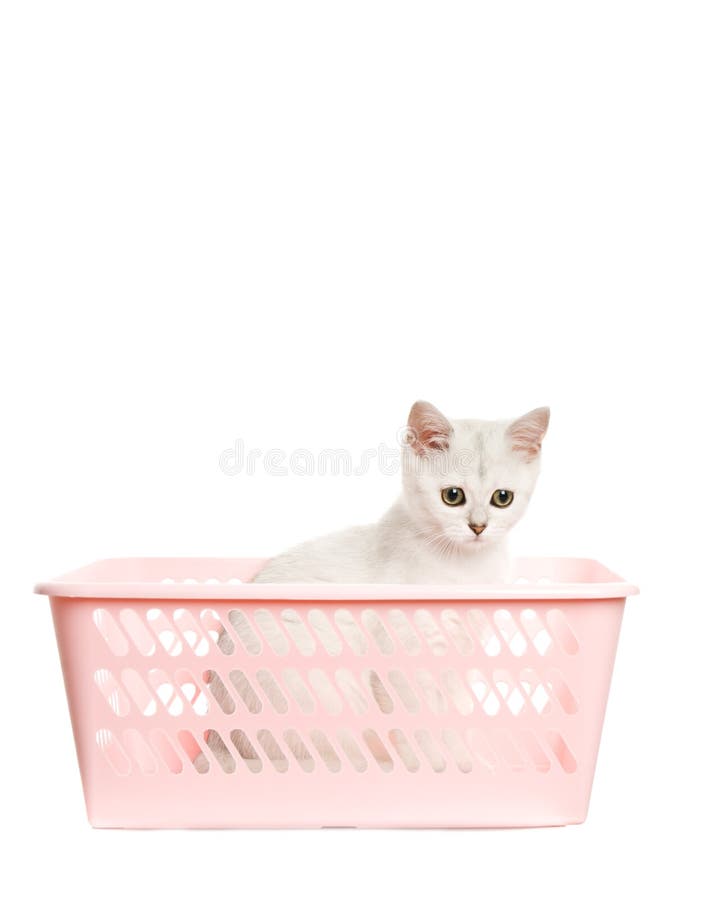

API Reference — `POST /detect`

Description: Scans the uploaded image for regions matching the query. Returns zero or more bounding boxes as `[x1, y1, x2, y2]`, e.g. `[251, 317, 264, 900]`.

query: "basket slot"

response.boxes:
[307, 609, 343, 656]
[257, 729, 288, 772]
[122, 728, 159, 775]
[465, 728, 498, 772]
[414, 729, 446, 773]
[228, 670, 262, 713]
[201, 609, 234, 655]
[121, 668, 158, 716]
[440, 609, 473, 655]
[386, 609, 422, 655]
[362, 729, 394, 772]
[517, 730, 551, 773]
[364, 669, 394, 713]
[119, 609, 156, 656]
[466, 609, 501, 657]
[255, 669, 289, 713]
[442, 728, 473, 773]
[415, 669, 447, 714]
[281, 667, 316, 714]
[174, 609, 210, 657]
[337, 729, 368, 772]
[547, 731, 578, 773]
[203, 670, 236, 714]
[178, 730, 209, 773]
[93, 669, 131, 717]
[388, 728, 420, 772]
[493, 730, 526, 771]
[253, 609, 289, 656]
[228, 610, 262, 655]
[519, 668, 552, 715]
[546, 610, 580, 655]
[146, 609, 183, 656]
[148, 669, 185, 716]
[281, 609, 316, 656]
[545, 670, 578, 714]
[308, 669, 343, 715]
[149, 729, 183, 773]
[334, 668, 368, 714]
[92, 609, 129, 656]
[310, 729, 341, 772]
[230, 729, 262, 772]
[204, 729, 236, 773]
[413, 610, 450, 656]
[440, 669, 474, 715]
[467, 669, 500, 717]
[283, 729, 315, 772]
[361, 610, 394, 654]
[493, 609, 529, 657]
[492, 670, 526, 716]
[333, 609, 367, 655]
[387, 669, 420, 713]
[519, 609, 553, 656]
[174, 669, 209, 716]
[95, 729, 131, 775]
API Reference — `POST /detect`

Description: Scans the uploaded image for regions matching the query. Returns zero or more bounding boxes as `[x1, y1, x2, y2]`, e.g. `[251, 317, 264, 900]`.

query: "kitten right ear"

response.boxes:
[406, 400, 453, 455]
[507, 406, 550, 460]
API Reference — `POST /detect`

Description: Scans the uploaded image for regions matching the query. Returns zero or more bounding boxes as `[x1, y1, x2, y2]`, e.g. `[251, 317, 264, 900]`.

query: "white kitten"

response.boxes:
[252, 400, 549, 584]
[205, 401, 549, 771]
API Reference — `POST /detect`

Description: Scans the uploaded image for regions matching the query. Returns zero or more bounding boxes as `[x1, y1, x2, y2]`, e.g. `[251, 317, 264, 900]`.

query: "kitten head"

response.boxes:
[401, 400, 549, 552]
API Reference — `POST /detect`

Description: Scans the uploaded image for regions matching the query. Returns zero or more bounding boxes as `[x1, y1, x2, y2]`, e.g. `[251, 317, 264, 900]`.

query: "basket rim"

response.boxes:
[34, 556, 639, 602]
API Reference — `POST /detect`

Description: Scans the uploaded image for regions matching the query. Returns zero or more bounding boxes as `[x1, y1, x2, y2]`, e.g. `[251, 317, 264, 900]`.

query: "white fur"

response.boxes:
[252, 401, 549, 585]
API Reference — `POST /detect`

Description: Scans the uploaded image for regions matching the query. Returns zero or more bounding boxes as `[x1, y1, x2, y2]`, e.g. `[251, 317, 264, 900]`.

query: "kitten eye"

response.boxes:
[441, 487, 466, 506]
[490, 489, 514, 508]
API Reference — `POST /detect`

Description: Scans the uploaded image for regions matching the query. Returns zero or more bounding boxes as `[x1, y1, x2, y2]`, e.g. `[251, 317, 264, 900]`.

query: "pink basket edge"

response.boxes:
[34, 556, 639, 602]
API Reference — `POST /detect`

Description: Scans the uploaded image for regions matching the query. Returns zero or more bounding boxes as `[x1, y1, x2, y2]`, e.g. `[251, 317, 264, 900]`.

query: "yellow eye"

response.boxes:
[491, 489, 514, 508]
[441, 487, 466, 506]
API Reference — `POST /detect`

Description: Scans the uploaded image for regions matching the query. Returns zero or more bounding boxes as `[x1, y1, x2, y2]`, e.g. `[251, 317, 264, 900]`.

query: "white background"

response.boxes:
[2, 2, 703, 898]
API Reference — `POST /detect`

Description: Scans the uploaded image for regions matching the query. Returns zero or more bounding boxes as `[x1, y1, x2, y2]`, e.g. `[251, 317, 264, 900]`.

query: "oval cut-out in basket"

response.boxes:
[414, 609, 449, 656]
[307, 609, 343, 656]
[174, 609, 210, 657]
[228, 610, 261, 655]
[204, 729, 236, 773]
[95, 729, 131, 776]
[230, 729, 262, 772]
[122, 728, 159, 775]
[146, 609, 183, 656]
[203, 669, 236, 714]
[283, 729, 315, 772]
[389, 728, 420, 772]
[546, 609, 580, 655]
[254, 609, 289, 656]
[93, 669, 131, 716]
[149, 729, 183, 774]
[121, 668, 157, 717]
[309, 729, 341, 772]
[93, 609, 129, 656]
[119, 609, 156, 656]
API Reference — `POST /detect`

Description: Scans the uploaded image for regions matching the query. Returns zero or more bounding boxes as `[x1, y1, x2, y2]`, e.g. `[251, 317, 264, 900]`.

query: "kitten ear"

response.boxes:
[406, 400, 453, 455]
[507, 407, 550, 460]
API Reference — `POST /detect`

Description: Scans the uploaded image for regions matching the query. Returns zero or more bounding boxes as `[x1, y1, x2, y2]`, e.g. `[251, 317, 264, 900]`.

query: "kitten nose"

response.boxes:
[469, 523, 486, 535]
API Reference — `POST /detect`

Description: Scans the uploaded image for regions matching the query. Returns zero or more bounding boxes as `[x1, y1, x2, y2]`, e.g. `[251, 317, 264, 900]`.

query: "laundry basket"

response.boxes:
[36, 557, 637, 828]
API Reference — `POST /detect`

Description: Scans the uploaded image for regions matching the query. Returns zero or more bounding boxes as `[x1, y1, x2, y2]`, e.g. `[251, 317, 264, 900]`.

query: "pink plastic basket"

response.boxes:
[36, 557, 637, 828]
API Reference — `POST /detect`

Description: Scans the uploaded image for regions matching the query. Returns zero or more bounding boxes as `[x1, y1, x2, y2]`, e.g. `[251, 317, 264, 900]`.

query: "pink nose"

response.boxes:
[469, 523, 486, 535]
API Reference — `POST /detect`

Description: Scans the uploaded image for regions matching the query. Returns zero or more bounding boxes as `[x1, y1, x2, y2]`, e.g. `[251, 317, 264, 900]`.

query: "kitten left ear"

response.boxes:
[406, 400, 453, 456]
[507, 407, 550, 460]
